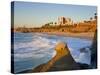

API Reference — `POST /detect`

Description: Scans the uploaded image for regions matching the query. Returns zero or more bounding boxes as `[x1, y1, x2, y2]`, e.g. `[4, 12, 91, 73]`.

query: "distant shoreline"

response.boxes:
[14, 31, 95, 40]
[38, 32, 95, 40]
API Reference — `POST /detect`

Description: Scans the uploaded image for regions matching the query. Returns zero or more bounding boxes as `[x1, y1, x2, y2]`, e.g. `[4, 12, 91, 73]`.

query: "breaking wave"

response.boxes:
[13, 32, 92, 73]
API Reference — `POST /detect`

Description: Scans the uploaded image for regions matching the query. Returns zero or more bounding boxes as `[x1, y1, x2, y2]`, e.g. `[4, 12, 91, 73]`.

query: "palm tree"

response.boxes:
[95, 13, 97, 16]
[90, 17, 93, 21]
[50, 22, 53, 25]
[84, 20, 86, 23]
[55, 22, 57, 25]
[94, 13, 97, 20]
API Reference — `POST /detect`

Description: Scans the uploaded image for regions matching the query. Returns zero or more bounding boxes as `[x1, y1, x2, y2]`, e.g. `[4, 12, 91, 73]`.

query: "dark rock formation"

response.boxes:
[90, 30, 97, 68]
[32, 42, 80, 72]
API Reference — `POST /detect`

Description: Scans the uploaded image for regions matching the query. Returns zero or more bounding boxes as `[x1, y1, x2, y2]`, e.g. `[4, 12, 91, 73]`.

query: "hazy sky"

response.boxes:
[13, 1, 97, 27]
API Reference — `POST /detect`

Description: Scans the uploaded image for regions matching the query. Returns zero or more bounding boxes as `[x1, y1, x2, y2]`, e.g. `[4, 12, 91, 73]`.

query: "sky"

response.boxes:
[12, 1, 97, 28]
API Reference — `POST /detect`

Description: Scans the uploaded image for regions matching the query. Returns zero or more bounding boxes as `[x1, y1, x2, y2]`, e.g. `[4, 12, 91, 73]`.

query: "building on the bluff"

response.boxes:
[58, 17, 73, 26]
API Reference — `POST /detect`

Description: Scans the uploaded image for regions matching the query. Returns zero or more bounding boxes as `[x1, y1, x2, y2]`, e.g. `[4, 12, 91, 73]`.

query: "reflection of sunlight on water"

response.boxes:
[14, 32, 92, 73]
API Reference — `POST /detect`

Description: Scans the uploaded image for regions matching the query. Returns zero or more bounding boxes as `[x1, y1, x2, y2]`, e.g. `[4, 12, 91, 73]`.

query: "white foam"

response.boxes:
[76, 48, 91, 65]
[14, 33, 92, 64]
[14, 35, 57, 61]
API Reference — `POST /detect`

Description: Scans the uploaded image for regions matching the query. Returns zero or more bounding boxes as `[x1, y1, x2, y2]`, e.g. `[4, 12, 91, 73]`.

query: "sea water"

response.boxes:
[13, 32, 92, 73]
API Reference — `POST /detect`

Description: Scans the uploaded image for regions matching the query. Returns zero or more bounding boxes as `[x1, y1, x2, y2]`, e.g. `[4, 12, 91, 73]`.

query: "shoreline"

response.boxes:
[14, 31, 95, 40]
[40, 32, 95, 40]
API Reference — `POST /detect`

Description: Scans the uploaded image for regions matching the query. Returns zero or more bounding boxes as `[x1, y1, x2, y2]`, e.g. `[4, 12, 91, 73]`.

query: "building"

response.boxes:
[58, 17, 73, 26]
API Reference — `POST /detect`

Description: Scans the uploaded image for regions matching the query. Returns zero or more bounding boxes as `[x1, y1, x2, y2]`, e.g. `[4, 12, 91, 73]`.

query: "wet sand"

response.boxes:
[41, 32, 95, 40]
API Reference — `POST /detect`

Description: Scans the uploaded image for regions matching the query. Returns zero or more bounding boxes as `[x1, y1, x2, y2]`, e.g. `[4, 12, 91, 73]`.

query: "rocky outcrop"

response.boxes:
[32, 42, 80, 72]
[18, 42, 91, 74]
[90, 30, 97, 68]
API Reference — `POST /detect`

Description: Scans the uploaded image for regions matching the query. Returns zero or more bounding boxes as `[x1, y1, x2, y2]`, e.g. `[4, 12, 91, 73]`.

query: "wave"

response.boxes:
[14, 32, 92, 65]
[14, 34, 57, 61]
[13, 33, 93, 73]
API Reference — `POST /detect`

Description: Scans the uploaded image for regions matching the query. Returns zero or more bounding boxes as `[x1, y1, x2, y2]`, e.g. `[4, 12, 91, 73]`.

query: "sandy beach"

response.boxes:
[41, 32, 95, 40]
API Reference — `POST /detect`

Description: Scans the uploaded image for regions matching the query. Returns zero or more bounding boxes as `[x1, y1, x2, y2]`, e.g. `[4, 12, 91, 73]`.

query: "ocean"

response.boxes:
[13, 32, 92, 73]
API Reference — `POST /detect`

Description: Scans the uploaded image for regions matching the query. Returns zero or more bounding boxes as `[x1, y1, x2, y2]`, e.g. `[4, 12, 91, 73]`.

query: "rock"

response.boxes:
[32, 42, 80, 72]
[90, 30, 97, 68]
[55, 42, 70, 55]
[19, 42, 91, 73]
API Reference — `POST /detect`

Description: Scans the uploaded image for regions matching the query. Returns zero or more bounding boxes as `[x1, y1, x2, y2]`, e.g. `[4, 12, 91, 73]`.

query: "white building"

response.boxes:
[58, 17, 73, 26]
